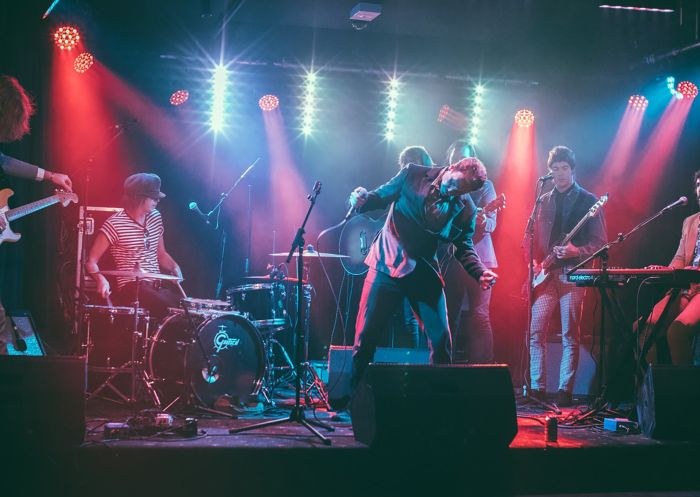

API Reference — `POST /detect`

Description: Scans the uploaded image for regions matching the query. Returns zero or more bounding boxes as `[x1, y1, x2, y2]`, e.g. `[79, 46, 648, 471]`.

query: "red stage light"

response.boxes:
[53, 26, 80, 50]
[628, 94, 648, 110]
[73, 52, 94, 73]
[514, 109, 535, 128]
[677, 81, 698, 99]
[259, 94, 280, 112]
[169, 89, 189, 106]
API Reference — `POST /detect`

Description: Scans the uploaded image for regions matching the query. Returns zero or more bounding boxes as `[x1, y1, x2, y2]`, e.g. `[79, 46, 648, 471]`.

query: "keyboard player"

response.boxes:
[641, 171, 700, 365]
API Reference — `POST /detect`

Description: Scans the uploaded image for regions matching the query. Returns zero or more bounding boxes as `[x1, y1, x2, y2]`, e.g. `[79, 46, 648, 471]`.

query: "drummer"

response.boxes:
[86, 173, 183, 320]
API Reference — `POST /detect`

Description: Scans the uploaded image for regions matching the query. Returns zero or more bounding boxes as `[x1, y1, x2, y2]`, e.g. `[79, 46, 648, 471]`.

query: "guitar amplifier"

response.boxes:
[327, 345, 430, 407]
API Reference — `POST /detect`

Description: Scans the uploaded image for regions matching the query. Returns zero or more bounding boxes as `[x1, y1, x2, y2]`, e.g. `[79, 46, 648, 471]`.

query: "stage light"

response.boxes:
[384, 78, 400, 141]
[677, 81, 698, 99]
[628, 95, 648, 110]
[259, 94, 280, 112]
[300, 71, 318, 136]
[599, 4, 674, 13]
[73, 52, 93, 73]
[210, 64, 228, 132]
[169, 89, 189, 106]
[468, 83, 485, 145]
[515, 109, 535, 128]
[53, 25, 80, 50]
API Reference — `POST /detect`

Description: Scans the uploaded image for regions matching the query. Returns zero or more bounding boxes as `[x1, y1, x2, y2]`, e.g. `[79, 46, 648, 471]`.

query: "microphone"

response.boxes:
[343, 206, 357, 222]
[538, 174, 553, 182]
[661, 196, 688, 212]
[188, 201, 210, 224]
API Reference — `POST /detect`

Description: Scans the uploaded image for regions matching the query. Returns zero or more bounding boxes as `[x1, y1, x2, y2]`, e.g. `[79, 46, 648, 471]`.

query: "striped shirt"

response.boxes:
[100, 209, 163, 288]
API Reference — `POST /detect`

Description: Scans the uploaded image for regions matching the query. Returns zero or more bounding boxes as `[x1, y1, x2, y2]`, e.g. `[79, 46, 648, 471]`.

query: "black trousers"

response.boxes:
[352, 261, 451, 389]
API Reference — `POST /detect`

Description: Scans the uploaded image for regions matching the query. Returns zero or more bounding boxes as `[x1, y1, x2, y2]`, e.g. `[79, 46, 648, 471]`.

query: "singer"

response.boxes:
[86, 173, 183, 321]
[347, 157, 498, 393]
[525, 145, 607, 407]
[640, 171, 700, 365]
[0, 75, 73, 354]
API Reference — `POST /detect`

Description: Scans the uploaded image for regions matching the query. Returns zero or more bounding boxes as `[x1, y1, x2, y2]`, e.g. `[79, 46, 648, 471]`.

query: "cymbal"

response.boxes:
[269, 250, 349, 259]
[244, 275, 306, 283]
[100, 270, 183, 281]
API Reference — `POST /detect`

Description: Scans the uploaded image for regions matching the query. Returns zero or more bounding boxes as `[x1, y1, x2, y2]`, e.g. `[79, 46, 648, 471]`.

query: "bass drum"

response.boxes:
[149, 312, 265, 407]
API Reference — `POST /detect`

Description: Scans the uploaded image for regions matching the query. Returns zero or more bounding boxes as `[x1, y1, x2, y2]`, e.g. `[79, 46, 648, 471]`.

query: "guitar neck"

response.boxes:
[6, 195, 60, 222]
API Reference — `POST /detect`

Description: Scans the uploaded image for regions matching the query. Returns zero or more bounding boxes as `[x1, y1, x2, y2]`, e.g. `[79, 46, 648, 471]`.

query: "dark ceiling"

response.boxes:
[36, 0, 700, 82]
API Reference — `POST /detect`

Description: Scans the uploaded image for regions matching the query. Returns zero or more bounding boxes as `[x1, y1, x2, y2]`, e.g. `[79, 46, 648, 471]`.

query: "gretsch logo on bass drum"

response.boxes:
[214, 325, 240, 352]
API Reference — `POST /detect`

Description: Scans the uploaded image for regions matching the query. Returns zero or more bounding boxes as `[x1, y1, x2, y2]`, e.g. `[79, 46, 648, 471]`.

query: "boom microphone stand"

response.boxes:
[229, 180, 333, 445]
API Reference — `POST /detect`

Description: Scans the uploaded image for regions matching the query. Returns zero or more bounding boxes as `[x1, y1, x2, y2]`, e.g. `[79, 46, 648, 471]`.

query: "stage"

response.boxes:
[5, 392, 700, 497]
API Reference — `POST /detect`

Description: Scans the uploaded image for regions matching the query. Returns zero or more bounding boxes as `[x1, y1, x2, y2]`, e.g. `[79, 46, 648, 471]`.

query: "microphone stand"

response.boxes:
[522, 179, 560, 414]
[197, 158, 259, 299]
[229, 180, 333, 445]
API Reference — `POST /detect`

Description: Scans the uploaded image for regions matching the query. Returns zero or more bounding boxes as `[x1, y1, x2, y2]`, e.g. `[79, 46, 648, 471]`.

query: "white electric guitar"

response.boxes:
[0, 188, 78, 245]
[532, 194, 608, 290]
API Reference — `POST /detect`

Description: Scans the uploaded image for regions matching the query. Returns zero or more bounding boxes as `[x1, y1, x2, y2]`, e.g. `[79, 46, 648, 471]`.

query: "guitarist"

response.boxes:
[527, 146, 606, 407]
[348, 157, 498, 391]
[0, 75, 73, 354]
[442, 139, 499, 363]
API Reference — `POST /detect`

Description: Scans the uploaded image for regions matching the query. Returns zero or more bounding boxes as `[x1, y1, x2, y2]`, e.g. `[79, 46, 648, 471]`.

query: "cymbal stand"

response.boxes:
[229, 181, 334, 445]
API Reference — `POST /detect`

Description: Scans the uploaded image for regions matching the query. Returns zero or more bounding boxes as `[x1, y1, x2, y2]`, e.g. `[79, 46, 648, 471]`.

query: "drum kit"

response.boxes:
[82, 249, 349, 413]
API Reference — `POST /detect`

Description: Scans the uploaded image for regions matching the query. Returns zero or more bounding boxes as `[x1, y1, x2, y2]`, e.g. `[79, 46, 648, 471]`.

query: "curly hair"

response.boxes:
[0, 75, 35, 143]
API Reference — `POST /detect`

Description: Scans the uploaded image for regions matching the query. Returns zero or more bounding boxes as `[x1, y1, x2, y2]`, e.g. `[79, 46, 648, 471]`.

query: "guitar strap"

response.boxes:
[0, 152, 8, 189]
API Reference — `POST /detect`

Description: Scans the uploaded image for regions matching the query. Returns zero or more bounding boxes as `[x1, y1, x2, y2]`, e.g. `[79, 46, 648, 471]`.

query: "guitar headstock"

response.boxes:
[483, 193, 506, 214]
[55, 190, 79, 207]
[589, 193, 608, 216]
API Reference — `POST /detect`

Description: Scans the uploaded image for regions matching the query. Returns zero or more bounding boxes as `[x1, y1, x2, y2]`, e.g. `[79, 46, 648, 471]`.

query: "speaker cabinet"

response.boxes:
[0, 356, 86, 447]
[637, 364, 700, 440]
[352, 364, 517, 449]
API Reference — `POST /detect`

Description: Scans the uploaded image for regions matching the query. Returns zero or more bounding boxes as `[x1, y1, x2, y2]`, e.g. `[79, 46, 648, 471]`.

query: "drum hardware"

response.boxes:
[84, 274, 162, 406]
[229, 181, 334, 444]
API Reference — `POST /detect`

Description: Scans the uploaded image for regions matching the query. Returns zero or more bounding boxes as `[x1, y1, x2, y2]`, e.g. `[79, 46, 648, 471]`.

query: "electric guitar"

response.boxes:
[0, 188, 78, 245]
[531, 194, 608, 290]
[339, 193, 506, 276]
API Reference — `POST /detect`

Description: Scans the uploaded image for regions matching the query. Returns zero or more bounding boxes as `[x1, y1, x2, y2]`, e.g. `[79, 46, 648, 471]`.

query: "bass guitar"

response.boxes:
[0, 188, 78, 245]
[531, 193, 608, 290]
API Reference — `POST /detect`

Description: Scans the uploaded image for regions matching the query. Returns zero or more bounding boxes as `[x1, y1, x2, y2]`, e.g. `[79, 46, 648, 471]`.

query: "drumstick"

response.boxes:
[175, 281, 188, 299]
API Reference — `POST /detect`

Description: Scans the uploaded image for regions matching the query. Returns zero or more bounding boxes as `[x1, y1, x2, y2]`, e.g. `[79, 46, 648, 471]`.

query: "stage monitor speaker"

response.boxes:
[5, 310, 45, 356]
[0, 355, 86, 447]
[637, 364, 700, 440]
[327, 346, 430, 408]
[352, 364, 517, 449]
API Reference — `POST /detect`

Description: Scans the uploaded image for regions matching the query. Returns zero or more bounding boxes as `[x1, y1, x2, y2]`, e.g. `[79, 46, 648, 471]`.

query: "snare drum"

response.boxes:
[181, 297, 232, 313]
[148, 312, 265, 407]
[227, 282, 289, 329]
[83, 305, 149, 369]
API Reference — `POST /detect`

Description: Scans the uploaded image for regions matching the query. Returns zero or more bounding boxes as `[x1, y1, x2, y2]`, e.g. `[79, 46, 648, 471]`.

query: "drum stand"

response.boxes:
[85, 278, 161, 406]
[229, 182, 334, 445]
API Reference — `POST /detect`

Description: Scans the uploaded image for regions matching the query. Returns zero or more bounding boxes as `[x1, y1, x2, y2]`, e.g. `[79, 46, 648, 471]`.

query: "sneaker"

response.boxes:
[555, 390, 573, 407]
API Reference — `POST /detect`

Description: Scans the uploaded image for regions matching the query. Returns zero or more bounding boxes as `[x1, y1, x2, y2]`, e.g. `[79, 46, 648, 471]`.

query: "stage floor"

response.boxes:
[5, 391, 700, 497]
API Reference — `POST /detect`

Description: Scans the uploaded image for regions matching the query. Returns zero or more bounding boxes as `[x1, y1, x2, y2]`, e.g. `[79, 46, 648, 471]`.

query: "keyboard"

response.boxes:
[567, 268, 700, 287]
